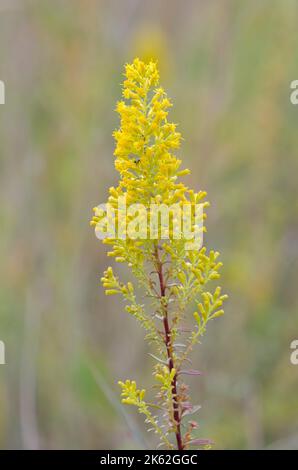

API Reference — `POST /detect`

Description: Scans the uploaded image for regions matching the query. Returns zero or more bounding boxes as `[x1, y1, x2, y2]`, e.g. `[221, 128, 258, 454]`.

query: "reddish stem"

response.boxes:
[155, 246, 183, 451]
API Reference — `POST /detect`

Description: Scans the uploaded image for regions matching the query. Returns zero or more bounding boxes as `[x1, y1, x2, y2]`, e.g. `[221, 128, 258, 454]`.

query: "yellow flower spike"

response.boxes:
[91, 59, 227, 451]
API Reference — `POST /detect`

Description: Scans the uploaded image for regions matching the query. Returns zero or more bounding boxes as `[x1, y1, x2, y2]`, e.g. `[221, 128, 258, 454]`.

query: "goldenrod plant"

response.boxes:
[91, 58, 227, 450]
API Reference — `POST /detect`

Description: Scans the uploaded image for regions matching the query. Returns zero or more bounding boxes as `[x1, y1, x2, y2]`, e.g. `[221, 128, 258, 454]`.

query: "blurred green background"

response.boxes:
[0, 0, 297, 449]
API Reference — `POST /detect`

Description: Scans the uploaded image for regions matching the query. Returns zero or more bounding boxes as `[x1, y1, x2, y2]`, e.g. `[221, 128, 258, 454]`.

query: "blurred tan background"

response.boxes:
[0, 0, 298, 449]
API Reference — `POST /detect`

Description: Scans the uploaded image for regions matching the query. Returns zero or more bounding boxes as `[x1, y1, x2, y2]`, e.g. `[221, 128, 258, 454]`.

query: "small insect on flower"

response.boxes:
[91, 58, 227, 450]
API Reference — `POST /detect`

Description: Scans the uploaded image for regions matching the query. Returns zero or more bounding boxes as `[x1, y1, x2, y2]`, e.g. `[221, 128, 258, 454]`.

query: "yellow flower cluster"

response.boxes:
[112, 58, 188, 207]
[90, 58, 206, 241]
[118, 379, 146, 406]
[119, 378, 173, 449]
